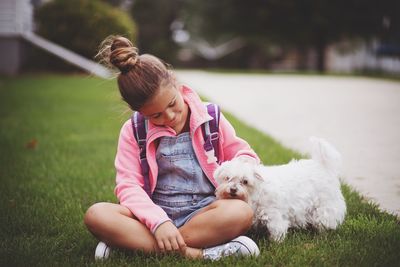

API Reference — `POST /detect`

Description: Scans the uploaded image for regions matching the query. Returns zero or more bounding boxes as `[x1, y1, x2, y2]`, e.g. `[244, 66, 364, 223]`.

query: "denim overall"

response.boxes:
[153, 132, 216, 228]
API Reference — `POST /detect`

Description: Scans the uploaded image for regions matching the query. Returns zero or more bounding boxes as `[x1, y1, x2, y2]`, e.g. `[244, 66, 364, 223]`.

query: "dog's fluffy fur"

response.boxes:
[214, 137, 347, 242]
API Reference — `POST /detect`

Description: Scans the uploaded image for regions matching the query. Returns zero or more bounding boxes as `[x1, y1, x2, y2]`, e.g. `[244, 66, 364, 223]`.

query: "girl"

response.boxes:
[84, 36, 260, 261]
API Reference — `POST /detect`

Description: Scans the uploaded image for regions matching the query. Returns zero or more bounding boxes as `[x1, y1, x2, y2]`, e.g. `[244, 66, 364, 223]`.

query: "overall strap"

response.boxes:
[131, 112, 151, 197]
[201, 103, 221, 164]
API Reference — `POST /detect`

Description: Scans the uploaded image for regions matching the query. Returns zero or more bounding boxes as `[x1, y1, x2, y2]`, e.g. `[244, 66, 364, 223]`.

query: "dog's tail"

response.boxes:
[309, 136, 342, 176]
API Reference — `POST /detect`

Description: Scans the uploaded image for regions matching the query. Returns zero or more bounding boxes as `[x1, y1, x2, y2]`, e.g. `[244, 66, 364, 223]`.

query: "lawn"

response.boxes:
[0, 74, 399, 266]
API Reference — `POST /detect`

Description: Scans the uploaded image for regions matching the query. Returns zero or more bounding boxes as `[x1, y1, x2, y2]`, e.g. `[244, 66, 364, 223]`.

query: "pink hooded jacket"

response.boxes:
[114, 85, 260, 233]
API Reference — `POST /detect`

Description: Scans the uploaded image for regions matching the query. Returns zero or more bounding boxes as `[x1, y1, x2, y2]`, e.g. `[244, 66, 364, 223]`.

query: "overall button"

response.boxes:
[191, 195, 198, 205]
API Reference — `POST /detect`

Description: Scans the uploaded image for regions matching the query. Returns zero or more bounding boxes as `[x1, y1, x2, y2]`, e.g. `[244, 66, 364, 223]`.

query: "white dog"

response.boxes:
[214, 137, 346, 242]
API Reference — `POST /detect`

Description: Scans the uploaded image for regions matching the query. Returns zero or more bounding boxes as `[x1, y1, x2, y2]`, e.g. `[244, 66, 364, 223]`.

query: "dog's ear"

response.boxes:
[254, 170, 264, 181]
[214, 164, 227, 183]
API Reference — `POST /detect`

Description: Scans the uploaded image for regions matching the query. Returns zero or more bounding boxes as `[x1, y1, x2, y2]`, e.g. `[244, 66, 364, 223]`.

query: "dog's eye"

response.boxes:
[224, 177, 229, 181]
[242, 180, 248, 185]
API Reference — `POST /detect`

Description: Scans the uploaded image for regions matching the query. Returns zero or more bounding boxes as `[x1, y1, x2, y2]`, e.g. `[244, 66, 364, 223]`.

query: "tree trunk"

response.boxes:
[296, 46, 309, 70]
[316, 35, 327, 73]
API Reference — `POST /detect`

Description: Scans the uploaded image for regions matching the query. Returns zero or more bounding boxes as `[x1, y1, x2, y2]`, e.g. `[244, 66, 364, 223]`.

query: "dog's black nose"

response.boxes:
[230, 188, 237, 194]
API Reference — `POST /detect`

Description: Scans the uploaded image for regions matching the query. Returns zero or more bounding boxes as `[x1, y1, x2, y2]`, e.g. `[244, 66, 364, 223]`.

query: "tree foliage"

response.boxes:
[36, 0, 137, 59]
[180, 0, 399, 71]
[130, 0, 181, 64]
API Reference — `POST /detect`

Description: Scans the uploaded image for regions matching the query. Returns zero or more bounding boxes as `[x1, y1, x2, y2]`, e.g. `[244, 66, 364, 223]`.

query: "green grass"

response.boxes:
[1, 74, 399, 266]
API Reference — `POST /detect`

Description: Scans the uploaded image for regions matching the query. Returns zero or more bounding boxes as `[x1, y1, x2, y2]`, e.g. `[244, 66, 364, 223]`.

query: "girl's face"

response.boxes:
[139, 83, 189, 134]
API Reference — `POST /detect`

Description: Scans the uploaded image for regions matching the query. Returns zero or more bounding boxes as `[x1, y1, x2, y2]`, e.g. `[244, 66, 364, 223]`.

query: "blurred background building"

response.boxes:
[0, 0, 33, 75]
[0, 0, 111, 77]
[1, 0, 399, 75]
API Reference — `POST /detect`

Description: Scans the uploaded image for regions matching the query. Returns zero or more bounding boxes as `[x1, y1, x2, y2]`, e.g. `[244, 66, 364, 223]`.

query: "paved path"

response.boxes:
[177, 70, 400, 217]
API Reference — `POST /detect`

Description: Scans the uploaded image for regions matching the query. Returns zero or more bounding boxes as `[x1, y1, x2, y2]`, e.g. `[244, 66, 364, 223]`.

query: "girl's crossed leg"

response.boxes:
[84, 199, 253, 258]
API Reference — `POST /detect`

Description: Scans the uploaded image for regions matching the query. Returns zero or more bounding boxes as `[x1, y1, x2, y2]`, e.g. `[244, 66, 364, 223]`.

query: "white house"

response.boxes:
[0, 0, 111, 78]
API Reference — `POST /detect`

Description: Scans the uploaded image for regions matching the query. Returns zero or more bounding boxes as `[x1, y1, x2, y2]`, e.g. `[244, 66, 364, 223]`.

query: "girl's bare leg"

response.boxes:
[179, 199, 254, 249]
[84, 202, 159, 253]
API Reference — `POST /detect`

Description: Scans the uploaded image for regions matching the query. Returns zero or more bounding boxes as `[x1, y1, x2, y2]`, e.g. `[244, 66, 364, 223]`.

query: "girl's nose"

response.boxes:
[164, 109, 175, 121]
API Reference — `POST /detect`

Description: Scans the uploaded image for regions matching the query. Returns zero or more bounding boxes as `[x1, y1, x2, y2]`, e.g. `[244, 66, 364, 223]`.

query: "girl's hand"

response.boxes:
[154, 221, 187, 253]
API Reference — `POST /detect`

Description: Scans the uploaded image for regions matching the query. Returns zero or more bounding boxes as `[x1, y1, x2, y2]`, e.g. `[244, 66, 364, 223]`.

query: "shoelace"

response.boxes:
[221, 243, 241, 256]
[204, 242, 241, 260]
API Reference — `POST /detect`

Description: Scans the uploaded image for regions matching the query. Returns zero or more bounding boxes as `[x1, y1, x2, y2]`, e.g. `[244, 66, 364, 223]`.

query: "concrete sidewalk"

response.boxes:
[177, 70, 400, 217]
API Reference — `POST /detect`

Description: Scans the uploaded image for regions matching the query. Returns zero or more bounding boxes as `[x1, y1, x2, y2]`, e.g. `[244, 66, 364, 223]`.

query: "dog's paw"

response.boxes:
[269, 230, 287, 243]
[267, 218, 289, 242]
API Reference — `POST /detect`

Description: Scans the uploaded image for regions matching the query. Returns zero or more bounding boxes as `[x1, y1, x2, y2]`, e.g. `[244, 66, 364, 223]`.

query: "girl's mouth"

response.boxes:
[168, 118, 177, 126]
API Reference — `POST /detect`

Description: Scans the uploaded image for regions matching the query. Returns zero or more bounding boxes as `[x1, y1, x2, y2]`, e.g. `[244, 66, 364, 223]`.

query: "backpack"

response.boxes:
[131, 103, 221, 197]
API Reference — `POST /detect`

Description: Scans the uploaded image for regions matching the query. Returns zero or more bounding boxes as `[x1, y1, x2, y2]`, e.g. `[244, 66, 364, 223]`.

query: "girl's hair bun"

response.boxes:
[96, 35, 139, 73]
[110, 37, 139, 73]
[96, 35, 174, 111]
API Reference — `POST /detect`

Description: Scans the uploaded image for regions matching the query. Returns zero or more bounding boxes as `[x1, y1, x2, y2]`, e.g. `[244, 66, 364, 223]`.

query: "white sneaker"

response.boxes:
[203, 236, 260, 261]
[94, 241, 110, 260]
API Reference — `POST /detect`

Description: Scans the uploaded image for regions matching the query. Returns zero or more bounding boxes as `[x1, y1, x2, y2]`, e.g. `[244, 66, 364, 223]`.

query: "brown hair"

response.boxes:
[97, 35, 174, 110]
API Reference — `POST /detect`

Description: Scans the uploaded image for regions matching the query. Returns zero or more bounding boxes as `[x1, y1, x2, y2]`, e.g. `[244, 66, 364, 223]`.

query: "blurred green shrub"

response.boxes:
[35, 0, 136, 62]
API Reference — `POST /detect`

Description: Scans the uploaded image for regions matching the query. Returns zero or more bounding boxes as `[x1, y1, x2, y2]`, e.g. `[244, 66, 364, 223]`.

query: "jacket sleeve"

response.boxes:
[218, 112, 260, 164]
[114, 120, 171, 233]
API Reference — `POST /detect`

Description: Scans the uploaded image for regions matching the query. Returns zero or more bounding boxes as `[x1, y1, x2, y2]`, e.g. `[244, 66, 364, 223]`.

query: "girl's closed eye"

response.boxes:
[168, 100, 176, 107]
[152, 113, 162, 119]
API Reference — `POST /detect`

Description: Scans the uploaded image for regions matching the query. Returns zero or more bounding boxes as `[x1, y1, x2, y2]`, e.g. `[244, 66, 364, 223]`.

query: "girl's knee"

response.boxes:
[84, 202, 132, 231]
[233, 200, 254, 228]
[84, 202, 110, 231]
[216, 199, 254, 230]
